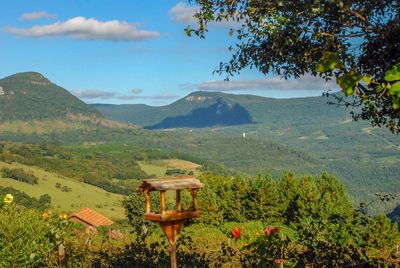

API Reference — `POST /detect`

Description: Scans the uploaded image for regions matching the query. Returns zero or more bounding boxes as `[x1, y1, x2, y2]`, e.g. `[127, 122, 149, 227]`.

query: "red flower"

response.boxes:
[232, 226, 241, 240]
[274, 258, 285, 264]
[264, 226, 278, 237]
[42, 212, 48, 221]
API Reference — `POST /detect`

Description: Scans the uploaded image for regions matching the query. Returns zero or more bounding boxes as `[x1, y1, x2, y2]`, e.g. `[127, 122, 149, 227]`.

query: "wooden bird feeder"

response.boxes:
[137, 176, 203, 268]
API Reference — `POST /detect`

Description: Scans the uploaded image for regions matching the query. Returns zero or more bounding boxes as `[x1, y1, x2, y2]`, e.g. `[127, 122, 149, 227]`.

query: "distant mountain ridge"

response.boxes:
[0, 72, 101, 121]
[92, 91, 350, 128]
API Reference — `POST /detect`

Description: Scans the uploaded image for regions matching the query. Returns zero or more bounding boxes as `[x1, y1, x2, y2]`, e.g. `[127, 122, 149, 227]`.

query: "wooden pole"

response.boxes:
[171, 242, 177, 268]
[160, 190, 166, 215]
[160, 221, 182, 268]
[144, 190, 150, 213]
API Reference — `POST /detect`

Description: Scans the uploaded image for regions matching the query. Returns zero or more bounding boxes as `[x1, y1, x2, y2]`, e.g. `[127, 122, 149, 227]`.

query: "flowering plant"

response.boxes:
[231, 226, 241, 240]
[248, 224, 298, 267]
[4, 193, 13, 204]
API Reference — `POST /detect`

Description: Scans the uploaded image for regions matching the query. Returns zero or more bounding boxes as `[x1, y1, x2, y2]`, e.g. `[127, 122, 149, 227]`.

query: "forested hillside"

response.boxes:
[0, 72, 101, 121]
[92, 91, 351, 127]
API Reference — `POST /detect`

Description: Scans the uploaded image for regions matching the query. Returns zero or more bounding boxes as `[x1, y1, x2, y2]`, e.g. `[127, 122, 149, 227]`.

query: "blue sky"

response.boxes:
[0, 0, 338, 105]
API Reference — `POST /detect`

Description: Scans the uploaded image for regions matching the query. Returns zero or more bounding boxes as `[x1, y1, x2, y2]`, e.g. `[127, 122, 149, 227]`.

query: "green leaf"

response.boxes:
[384, 63, 400, 82]
[362, 75, 372, 85]
[337, 70, 362, 96]
[315, 52, 339, 72]
[389, 81, 400, 109]
[393, 97, 400, 109]
[389, 81, 400, 95]
[185, 25, 192, 37]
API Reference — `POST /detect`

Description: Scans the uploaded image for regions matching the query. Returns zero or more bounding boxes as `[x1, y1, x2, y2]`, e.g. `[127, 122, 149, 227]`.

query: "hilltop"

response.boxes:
[0, 72, 101, 121]
[0, 72, 137, 133]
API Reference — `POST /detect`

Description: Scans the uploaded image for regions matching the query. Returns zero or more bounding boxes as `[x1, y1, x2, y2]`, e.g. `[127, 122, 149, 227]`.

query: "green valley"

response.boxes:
[0, 72, 398, 215]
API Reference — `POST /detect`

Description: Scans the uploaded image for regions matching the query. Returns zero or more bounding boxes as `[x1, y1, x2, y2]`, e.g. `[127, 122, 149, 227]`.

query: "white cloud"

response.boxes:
[70, 88, 178, 101]
[5, 16, 160, 41]
[181, 75, 339, 92]
[169, 2, 240, 28]
[131, 88, 144, 94]
[70, 89, 116, 99]
[117, 93, 178, 100]
[169, 2, 198, 24]
[20, 11, 56, 21]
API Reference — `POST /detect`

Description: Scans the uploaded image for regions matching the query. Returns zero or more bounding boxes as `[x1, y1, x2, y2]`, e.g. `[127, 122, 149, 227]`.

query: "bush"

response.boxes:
[0, 187, 48, 210]
[0, 194, 72, 267]
[0, 167, 38, 184]
[61, 185, 72, 192]
[165, 168, 186, 176]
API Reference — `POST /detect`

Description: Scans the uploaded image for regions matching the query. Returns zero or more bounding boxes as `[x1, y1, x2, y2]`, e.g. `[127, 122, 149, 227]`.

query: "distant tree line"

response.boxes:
[1, 167, 38, 185]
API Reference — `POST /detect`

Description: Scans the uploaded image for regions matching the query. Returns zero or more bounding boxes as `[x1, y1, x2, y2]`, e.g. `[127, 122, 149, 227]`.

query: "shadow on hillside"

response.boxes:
[146, 99, 254, 129]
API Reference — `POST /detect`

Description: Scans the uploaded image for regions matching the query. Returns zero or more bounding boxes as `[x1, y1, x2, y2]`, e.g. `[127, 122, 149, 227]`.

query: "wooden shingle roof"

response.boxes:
[137, 176, 203, 192]
[69, 208, 114, 227]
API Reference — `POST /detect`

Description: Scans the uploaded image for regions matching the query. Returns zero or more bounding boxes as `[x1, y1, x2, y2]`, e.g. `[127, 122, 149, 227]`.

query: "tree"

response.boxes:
[364, 215, 399, 265]
[123, 191, 160, 238]
[38, 194, 52, 208]
[187, 0, 400, 132]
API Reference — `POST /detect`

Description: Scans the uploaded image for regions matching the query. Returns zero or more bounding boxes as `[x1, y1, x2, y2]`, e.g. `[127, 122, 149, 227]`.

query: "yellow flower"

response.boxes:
[59, 213, 68, 219]
[4, 194, 13, 204]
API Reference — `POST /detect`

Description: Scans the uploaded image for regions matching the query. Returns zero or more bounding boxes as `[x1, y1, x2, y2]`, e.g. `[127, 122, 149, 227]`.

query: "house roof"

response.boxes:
[69, 208, 114, 227]
[137, 176, 203, 192]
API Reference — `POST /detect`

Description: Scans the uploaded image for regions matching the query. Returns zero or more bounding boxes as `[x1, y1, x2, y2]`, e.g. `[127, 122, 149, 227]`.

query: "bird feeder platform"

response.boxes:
[137, 175, 203, 222]
[137, 175, 203, 268]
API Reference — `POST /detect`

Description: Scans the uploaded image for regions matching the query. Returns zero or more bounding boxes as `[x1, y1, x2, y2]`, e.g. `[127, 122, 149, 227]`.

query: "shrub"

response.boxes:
[61, 185, 72, 192]
[0, 194, 71, 267]
[0, 167, 38, 184]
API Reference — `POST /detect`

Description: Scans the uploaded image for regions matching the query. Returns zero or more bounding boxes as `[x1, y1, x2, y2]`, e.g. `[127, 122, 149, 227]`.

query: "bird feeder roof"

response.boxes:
[137, 176, 203, 192]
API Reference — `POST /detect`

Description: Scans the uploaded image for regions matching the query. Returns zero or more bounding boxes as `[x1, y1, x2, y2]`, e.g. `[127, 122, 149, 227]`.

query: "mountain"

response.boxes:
[0, 72, 101, 121]
[93, 91, 351, 128]
[148, 99, 253, 129]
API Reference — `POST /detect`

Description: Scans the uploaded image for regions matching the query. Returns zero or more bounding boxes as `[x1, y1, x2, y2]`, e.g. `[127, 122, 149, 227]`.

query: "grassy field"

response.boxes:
[138, 159, 202, 178]
[0, 161, 125, 220]
[138, 161, 167, 177]
[164, 159, 201, 169]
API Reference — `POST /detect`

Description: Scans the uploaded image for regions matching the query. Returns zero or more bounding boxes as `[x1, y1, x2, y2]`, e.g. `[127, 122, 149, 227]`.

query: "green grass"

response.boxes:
[138, 161, 167, 177]
[0, 161, 125, 220]
[138, 159, 202, 178]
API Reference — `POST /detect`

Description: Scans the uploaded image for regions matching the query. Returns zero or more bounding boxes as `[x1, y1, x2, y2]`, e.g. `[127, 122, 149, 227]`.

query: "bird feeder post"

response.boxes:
[160, 190, 166, 214]
[144, 190, 150, 214]
[137, 176, 203, 268]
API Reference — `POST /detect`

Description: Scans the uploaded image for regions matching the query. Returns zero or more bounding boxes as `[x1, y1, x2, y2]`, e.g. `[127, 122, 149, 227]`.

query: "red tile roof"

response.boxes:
[69, 208, 114, 227]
